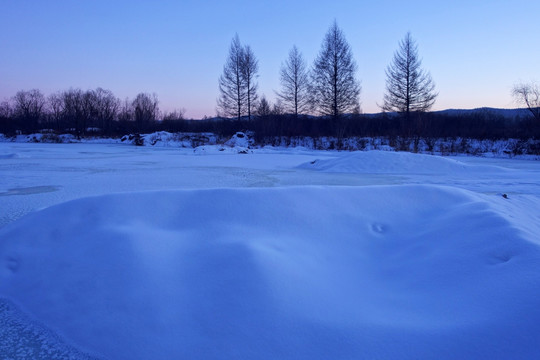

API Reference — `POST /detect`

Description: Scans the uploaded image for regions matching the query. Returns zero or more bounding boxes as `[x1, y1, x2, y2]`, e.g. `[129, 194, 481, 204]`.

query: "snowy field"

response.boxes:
[1, 142, 540, 359]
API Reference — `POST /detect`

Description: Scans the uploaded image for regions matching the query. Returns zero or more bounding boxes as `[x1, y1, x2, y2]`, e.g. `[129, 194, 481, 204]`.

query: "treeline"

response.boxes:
[246, 111, 540, 142]
[0, 88, 183, 137]
[2, 21, 539, 143]
[0, 88, 538, 141]
[217, 22, 363, 122]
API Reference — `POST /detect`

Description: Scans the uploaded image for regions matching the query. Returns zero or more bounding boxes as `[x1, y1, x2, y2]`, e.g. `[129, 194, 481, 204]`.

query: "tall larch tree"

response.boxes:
[241, 44, 259, 121]
[217, 35, 247, 120]
[311, 21, 361, 119]
[217, 35, 259, 121]
[277, 45, 311, 117]
[381, 32, 437, 119]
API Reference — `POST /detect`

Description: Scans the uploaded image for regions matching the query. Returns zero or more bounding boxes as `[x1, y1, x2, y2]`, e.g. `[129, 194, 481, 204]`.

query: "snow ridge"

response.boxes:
[2, 186, 540, 359]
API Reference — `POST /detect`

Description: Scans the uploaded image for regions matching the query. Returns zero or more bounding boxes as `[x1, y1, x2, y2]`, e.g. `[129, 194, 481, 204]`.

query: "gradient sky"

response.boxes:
[1, 0, 539, 119]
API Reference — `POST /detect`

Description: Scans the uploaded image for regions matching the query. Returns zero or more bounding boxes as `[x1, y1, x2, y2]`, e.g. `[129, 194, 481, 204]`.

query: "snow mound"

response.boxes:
[300, 150, 503, 174]
[1, 186, 540, 359]
[224, 131, 252, 148]
[193, 132, 253, 154]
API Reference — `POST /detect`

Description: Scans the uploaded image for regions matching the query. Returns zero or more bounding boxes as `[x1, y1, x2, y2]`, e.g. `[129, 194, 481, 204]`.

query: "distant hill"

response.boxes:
[434, 107, 534, 119]
[361, 107, 536, 119]
[205, 108, 537, 121]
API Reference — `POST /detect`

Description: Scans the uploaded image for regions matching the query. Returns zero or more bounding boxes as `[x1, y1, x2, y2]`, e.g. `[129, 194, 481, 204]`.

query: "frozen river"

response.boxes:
[2, 142, 539, 229]
[1, 142, 540, 359]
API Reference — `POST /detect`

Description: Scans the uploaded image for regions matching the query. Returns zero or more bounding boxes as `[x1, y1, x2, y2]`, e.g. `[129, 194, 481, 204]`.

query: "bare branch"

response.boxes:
[512, 82, 540, 121]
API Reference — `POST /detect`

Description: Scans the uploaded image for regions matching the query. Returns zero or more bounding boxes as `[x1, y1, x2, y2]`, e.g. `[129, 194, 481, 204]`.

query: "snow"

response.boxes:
[1, 142, 540, 359]
[2, 131, 539, 158]
[299, 150, 503, 174]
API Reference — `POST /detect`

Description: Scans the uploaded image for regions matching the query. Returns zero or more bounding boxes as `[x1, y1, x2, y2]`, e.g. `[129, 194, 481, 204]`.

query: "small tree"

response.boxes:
[272, 100, 284, 116]
[277, 45, 311, 117]
[256, 95, 272, 117]
[162, 109, 186, 121]
[381, 32, 437, 119]
[512, 82, 540, 121]
[311, 21, 361, 119]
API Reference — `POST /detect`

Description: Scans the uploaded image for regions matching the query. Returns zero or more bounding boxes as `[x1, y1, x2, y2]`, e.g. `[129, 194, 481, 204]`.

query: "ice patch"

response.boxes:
[0, 186, 61, 196]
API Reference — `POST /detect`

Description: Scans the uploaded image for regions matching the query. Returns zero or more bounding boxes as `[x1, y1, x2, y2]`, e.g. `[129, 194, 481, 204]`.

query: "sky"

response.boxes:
[1, 0, 539, 119]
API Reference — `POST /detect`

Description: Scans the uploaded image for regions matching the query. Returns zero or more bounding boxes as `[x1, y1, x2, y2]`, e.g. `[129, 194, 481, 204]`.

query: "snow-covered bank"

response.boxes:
[1, 131, 539, 158]
[2, 186, 540, 359]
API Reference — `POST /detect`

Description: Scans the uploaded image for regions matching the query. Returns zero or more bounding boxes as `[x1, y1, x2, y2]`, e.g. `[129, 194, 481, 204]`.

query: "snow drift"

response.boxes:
[2, 186, 540, 359]
[299, 150, 505, 174]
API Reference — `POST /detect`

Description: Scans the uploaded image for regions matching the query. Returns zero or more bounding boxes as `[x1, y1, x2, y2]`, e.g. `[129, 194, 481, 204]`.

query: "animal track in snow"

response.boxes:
[370, 222, 388, 234]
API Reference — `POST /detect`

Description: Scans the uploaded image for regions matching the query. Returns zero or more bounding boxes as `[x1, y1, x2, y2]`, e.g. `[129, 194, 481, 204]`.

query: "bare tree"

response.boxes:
[162, 108, 186, 121]
[311, 21, 361, 119]
[132, 93, 159, 131]
[272, 100, 284, 116]
[116, 98, 132, 123]
[82, 90, 97, 131]
[0, 100, 13, 118]
[217, 35, 259, 121]
[61, 88, 86, 136]
[0, 100, 13, 134]
[47, 92, 64, 131]
[277, 45, 311, 117]
[12, 89, 46, 132]
[512, 82, 540, 121]
[92, 88, 119, 134]
[381, 32, 437, 119]
[242, 44, 259, 120]
[217, 35, 246, 120]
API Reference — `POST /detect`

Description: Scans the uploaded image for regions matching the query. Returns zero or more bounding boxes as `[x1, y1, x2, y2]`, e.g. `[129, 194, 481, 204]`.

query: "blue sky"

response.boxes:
[1, 0, 539, 119]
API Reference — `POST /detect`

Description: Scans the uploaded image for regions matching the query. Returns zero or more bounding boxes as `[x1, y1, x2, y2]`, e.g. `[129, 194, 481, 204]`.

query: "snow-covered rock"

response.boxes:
[224, 131, 252, 148]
